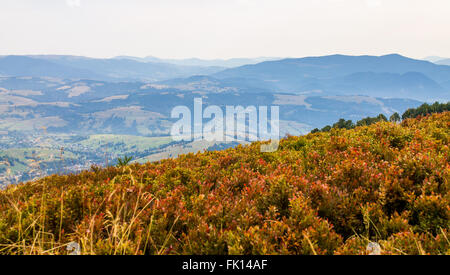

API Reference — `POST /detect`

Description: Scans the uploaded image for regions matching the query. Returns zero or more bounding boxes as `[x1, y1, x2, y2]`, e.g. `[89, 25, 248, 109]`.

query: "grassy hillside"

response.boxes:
[0, 113, 448, 255]
[0, 134, 175, 185]
[0, 148, 78, 180]
[77, 134, 173, 155]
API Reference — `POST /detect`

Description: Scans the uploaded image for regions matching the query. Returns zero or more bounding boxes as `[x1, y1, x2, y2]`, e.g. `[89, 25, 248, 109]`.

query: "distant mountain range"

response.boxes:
[1, 54, 449, 102]
[113, 56, 281, 68]
[0, 55, 224, 82]
[209, 54, 450, 101]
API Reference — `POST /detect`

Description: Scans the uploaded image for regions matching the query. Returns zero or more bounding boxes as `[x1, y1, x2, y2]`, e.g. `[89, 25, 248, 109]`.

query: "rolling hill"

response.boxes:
[0, 112, 448, 255]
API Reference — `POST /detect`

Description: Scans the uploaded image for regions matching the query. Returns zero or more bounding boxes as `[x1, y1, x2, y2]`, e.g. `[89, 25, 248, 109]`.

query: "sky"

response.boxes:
[0, 0, 449, 59]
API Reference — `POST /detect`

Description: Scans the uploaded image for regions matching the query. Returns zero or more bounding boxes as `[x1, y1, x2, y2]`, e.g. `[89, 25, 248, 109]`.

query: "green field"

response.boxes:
[0, 147, 78, 178]
[77, 134, 173, 155]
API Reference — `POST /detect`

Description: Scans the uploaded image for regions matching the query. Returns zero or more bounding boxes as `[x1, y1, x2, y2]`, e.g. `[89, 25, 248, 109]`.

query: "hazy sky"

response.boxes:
[1, 0, 449, 59]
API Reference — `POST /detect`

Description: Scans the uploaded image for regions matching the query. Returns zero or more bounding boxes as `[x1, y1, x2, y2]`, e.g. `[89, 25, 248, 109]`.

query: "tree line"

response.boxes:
[311, 101, 449, 133]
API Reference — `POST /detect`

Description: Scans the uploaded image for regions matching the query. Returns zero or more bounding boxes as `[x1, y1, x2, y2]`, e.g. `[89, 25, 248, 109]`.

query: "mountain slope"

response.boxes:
[0, 112, 448, 255]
